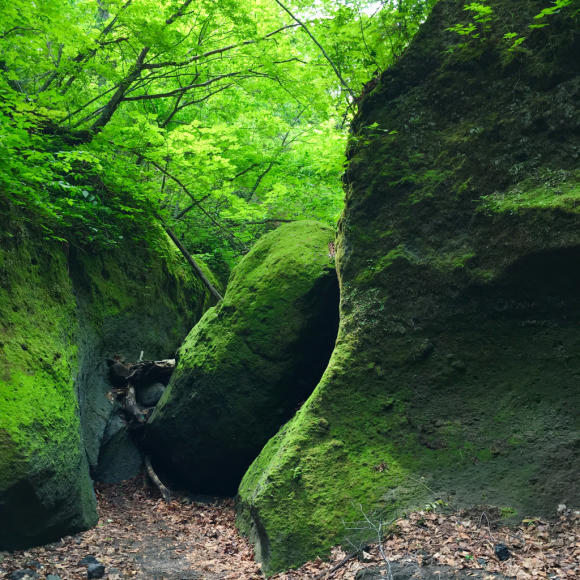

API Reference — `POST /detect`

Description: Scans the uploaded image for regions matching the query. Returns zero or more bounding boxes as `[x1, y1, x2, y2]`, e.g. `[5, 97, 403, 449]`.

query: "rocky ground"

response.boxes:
[0, 479, 577, 579]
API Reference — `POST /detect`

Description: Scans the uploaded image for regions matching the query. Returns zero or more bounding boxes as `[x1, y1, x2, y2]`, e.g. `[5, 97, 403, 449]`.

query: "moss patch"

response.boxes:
[480, 169, 580, 214]
[0, 206, 214, 548]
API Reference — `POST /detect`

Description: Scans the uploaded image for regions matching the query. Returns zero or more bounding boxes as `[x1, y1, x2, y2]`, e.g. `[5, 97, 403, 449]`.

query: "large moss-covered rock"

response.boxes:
[0, 208, 212, 548]
[147, 221, 339, 495]
[0, 215, 97, 549]
[237, 0, 580, 574]
[71, 233, 213, 473]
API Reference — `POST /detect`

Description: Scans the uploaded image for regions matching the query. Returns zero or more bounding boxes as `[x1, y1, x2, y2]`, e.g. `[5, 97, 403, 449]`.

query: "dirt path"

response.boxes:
[0, 480, 261, 579]
[1, 479, 578, 579]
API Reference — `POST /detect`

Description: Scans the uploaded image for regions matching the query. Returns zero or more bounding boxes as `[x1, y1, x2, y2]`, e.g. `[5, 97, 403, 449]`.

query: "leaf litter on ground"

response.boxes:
[0, 478, 577, 579]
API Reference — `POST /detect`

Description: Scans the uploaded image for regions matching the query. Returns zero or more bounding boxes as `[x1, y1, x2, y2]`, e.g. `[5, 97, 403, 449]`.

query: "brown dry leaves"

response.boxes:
[0, 479, 261, 579]
[0, 480, 578, 580]
[271, 510, 579, 580]
[382, 509, 579, 579]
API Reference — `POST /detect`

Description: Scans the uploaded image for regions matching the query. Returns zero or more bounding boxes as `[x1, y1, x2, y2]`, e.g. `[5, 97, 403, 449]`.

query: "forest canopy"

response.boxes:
[0, 0, 439, 270]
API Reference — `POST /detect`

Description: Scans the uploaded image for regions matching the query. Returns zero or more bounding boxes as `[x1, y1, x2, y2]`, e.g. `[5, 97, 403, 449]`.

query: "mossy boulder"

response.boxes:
[0, 208, 212, 549]
[0, 215, 97, 549]
[237, 0, 580, 574]
[147, 221, 339, 495]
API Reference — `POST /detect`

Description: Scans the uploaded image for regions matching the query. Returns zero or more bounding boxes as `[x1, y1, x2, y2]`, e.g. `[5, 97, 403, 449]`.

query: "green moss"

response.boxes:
[239, 316, 580, 574]
[0, 224, 97, 547]
[480, 169, 580, 214]
[0, 208, 213, 547]
[148, 221, 339, 495]
[500, 506, 518, 519]
[432, 251, 476, 271]
[70, 222, 213, 469]
[237, 338, 427, 573]
[354, 245, 411, 285]
[238, 0, 580, 574]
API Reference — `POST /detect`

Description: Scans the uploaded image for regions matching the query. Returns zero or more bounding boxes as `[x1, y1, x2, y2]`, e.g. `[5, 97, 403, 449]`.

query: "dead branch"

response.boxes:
[124, 385, 145, 424]
[162, 225, 224, 301]
[144, 456, 171, 502]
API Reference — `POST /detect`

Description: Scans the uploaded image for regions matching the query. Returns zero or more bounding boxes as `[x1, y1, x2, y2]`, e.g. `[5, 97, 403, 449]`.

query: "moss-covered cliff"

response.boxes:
[71, 232, 214, 473]
[237, 0, 580, 574]
[0, 206, 212, 549]
[0, 208, 97, 549]
[147, 221, 339, 495]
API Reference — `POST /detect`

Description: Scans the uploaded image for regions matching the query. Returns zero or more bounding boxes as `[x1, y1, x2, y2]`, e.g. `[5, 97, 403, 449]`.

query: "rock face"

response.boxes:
[94, 408, 143, 484]
[355, 560, 507, 580]
[0, 209, 212, 549]
[237, 0, 580, 574]
[70, 238, 212, 474]
[147, 221, 339, 495]
[136, 382, 166, 407]
[0, 214, 97, 549]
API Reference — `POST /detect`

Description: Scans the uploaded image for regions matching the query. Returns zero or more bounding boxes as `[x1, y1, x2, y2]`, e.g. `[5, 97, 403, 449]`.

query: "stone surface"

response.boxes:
[0, 214, 97, 550]
[86, 562, 105, 579]
[355, 560, 507, 579]
[237, 0, 580, 574]
[494, 544, 510, 562]
[147, 221, 339, 495]
[8, 570, 39, 580]
[136, 382, 166, 407]
[94, 408, 143, 484]
[70, 231, 213, 473]
[0, 210, 214, 549]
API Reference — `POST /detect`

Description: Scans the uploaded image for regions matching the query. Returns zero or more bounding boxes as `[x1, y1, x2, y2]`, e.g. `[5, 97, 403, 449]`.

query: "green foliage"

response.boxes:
[448, 0, 578, 51]
[0, 0, 433, 266]
[534, 0, 577, 20]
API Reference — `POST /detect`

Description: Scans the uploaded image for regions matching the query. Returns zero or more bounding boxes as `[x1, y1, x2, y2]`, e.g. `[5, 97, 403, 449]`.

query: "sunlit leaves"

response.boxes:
[0, 0, 434, 263]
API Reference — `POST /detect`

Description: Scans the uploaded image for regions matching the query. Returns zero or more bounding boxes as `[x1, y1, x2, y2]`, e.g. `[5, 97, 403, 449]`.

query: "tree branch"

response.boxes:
[162, 223, 223, 302]
[241, 218, 294, 225]
[227, 163, 260, 182]
[141, 23, 299, 70]
[0, 26, 42, 39]
[59, 0, 134, 93]
[144, 456, 171, 503]
[273, 0, 355, 99]
[122, 69, 258, 102]
[165, 0, 194, 26]
[246, 107, 306, 199]
[147, 159, 247, 251]
[159, 82, 235, 128]
[62, 84, 120, 124]
[90, 46, 150, 133]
